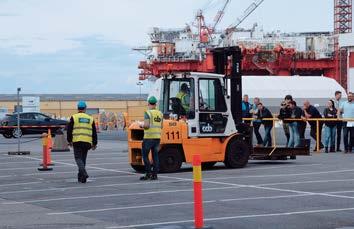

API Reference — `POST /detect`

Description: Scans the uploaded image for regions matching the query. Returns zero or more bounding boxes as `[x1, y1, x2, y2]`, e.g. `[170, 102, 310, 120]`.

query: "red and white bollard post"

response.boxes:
[192, 154, 212, 229]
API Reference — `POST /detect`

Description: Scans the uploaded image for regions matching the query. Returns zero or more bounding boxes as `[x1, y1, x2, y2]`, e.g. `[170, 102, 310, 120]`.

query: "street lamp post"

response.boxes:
[16, 87, 21, 152]
[136, 82, 143, 99]
[8, 87, 30, 155]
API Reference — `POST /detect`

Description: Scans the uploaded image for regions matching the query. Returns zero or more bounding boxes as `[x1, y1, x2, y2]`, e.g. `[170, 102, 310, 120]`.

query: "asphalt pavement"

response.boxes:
[0, 130, 353, 228]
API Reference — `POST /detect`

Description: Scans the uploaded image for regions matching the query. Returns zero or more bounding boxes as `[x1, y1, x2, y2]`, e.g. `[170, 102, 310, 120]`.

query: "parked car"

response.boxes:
[0, 112, 68, 138]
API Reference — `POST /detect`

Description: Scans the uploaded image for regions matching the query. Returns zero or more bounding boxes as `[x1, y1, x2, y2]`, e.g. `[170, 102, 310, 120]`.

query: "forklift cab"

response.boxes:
[159, 73, 237, 138]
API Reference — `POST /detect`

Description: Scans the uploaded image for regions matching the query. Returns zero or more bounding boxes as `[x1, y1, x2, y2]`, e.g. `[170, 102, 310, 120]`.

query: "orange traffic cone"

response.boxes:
[46, 129, 54, 166]
[95, 118, 100, 133]
[38, 132, 53, 171]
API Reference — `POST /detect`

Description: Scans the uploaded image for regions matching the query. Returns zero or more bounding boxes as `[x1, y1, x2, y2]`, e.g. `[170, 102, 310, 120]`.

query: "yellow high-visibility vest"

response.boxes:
[144, 109, 163, 139]
[72, 113, 93, 144]
[176, 91, 189, 112]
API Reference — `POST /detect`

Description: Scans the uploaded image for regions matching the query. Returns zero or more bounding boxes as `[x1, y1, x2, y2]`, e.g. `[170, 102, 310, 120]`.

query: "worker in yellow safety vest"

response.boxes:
[67, 101, 97, 183]
[176, 83, 190, 113]
[139, 96, 163, 181]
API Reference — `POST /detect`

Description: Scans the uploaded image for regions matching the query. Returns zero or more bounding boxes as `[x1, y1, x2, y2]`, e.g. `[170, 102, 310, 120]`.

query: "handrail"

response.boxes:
[242, 117, 354, 152]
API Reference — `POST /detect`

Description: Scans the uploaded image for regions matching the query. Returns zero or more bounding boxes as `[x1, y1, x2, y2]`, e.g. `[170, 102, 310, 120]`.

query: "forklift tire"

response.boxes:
[159, 147, 183, 173]
[202, 162, 217, 170]
[130, 164, 145, 173]
[224, 139, 250, 169]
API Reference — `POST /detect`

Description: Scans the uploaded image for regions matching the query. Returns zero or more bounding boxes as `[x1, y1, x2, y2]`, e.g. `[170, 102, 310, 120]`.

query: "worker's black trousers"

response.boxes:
[73, 142, 91, 178]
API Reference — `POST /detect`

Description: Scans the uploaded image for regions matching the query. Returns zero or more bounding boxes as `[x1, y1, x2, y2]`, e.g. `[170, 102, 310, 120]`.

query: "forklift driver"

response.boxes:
[176, 83, 190, 113]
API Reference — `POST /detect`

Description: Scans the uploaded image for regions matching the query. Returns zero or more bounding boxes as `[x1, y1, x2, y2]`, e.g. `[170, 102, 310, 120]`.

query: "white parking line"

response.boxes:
[89, 162, 128, 166]
[203, 163, 322, 174]
[4, 186, 236, 204]
[0, 181, 42, 187]
[48, 200, 217, 215]
[0, 165, 70, 171]
[106, 207, 354, 228]
[204, 179, 354, 201]
[205, 169, 354, 180]
[257, 178, 354, 187]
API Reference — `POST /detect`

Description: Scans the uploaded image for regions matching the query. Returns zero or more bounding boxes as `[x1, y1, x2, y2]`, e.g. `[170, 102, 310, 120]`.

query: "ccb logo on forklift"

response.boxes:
[201, 123, 213, 133]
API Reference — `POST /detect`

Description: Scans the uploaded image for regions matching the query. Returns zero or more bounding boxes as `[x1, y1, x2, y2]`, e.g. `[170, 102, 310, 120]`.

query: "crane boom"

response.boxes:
[211, 0, 231, 32]
[227, 0, 264, 31]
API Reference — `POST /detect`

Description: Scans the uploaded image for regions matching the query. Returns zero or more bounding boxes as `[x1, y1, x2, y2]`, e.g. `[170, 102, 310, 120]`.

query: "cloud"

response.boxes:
[0, 0, 332, 55]
[0, 0, 334, 93]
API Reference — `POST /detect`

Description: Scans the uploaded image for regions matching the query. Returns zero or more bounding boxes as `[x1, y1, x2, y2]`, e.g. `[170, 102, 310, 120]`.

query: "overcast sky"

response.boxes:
[0, 0, 334, 94]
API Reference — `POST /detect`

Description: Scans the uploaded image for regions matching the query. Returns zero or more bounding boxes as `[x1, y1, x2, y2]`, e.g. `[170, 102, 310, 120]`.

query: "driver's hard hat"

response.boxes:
[77, 101, 87, 110]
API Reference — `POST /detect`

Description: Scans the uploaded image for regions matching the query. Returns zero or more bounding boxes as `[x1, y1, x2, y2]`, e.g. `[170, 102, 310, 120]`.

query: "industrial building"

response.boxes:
[0, 94, 148, 121]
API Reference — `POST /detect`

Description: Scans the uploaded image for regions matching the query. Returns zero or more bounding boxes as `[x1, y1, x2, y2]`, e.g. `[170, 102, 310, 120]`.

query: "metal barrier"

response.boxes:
[243, 117, 354, 152]
[0, 125, 66, 129]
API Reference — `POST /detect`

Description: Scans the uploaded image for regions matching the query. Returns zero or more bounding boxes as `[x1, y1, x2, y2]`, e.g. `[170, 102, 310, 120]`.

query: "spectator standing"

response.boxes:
[339, 92, 354, 153]
[334, 91, 344, 151]
[251, 97, 263, 147]
[303, 100, 324, 151]
[323, 100, 337, 153]
[256, 103, 273, 147]
[278, 95, 293, 145]
[288, 101, 302, 148]
[242, 94, 252, 124]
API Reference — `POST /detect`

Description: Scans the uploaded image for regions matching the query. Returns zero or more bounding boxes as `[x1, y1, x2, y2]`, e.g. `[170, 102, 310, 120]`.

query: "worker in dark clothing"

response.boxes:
[256, 103, 273, 147]
[278, 99, 292, 145]
[287, 101, 302, 148]
[323, 100, 337, 153]
[140, 96, 163, 181]
[242, 94, 252, 124]
[67, 101, 97, 183]
[303, 100, 323, 151]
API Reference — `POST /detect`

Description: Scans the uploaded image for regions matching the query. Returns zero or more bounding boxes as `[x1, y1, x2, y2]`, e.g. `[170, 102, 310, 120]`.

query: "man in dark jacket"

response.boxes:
[288, 101, 302, 148]
[257, 103, 273, 147]
[278, 95, 293, 145]
[303, 100, 323, 151]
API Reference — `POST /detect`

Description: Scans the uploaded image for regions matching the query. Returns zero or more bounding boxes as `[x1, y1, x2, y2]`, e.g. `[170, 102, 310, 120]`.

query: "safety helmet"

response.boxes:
[77, 101, 87, 110]
[147, 96, 157, 105]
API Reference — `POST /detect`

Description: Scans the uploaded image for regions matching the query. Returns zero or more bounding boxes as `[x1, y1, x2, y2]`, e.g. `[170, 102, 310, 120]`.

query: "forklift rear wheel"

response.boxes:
[224, 139, 250, 169]
[159, 147, 183, 173]
[130, 164, 145, 173]
[202, 162, 217, 170]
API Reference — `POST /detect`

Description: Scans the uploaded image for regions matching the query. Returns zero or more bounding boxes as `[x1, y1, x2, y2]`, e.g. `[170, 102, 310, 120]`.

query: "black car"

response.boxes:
[0, 112, 68, 138]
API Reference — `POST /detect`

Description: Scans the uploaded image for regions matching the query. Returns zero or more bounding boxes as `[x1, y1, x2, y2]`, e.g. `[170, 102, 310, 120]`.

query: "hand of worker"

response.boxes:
[92, 145, 97, 150]
[68, 142, 73, 147]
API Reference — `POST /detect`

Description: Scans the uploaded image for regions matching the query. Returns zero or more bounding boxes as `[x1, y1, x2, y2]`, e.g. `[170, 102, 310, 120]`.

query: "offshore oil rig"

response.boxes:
[134, 0, 354, 90]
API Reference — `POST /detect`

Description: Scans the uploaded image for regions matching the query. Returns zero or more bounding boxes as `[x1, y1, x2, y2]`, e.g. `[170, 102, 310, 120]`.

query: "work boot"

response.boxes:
[324, 147, 328, 153]
[337, 148, 342, 152]
[140, 174, 151, 181]
[151, 174, 158, 180]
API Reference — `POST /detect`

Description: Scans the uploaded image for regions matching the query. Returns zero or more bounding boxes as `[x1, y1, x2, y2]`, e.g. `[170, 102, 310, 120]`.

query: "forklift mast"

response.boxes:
[212, 46, 243, 127]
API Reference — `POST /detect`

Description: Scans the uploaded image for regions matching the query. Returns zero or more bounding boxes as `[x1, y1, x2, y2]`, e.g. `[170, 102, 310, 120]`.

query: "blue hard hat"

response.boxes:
[77, 101, 87, 109]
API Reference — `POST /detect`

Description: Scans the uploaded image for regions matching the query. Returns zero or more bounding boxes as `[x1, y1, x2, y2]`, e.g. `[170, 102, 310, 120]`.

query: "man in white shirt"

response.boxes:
[339, 92, 354, 153]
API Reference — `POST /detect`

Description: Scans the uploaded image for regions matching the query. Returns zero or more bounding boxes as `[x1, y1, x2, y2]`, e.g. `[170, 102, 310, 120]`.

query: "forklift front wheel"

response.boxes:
[159, 147, 183, 173]
[224, 139, 250, 169]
